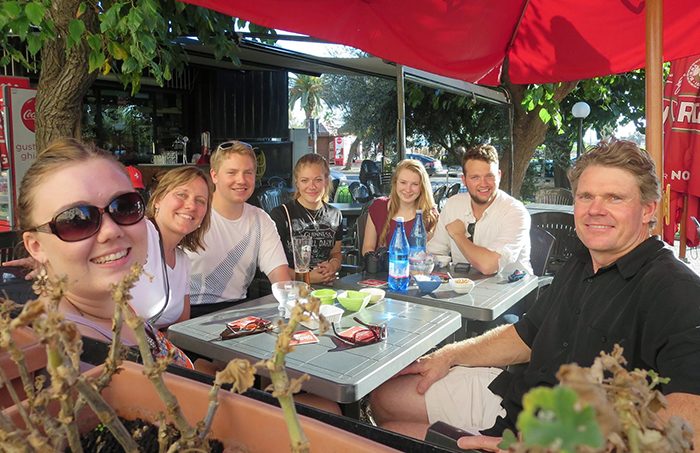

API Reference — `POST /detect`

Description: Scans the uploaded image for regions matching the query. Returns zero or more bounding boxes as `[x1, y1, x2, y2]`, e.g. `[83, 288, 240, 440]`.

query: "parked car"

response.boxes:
[447, 165, 463, 177]
[405, 153, 444, 175]
[330, 168, 348, 183]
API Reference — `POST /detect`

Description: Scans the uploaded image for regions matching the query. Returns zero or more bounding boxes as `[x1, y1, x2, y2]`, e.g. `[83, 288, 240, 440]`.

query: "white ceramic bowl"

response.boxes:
[300, 304, 344, 330]
[358, 287, 386, 304]
[434, 255, 451, 268]
[449, 277, 475, 294]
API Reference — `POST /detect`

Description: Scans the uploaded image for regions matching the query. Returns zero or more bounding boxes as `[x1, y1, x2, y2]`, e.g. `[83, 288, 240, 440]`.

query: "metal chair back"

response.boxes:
[446, 183, 461, 198]
[535, 187, 574, 205]
[530, 211, 583, 275]
[349, 182, 371, 203]
[529, 225, 555, 277]
[432, 184, 448, 211]
[257, 187, 285, 213]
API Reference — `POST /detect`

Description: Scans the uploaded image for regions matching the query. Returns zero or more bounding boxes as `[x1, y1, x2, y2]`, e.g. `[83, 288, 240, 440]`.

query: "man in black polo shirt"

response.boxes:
[370, 140, 700, 451]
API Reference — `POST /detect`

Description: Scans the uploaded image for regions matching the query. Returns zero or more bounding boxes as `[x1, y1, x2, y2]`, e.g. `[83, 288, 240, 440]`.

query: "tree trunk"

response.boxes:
[35, 0, 99, 150]
[343, 137, 361, 170]
[501, 64, 578, 198]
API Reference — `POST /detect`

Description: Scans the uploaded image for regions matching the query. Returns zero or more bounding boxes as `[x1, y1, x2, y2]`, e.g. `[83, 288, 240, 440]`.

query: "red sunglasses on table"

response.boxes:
[332, 317, 387, 346]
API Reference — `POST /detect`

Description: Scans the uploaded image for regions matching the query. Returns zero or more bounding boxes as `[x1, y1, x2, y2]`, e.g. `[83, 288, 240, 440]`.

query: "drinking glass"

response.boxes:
[292, 236, 312, 274]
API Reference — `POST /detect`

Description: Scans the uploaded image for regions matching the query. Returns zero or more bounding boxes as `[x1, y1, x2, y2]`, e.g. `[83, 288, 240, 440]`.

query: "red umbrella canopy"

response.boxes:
[181, 0, 700, 85]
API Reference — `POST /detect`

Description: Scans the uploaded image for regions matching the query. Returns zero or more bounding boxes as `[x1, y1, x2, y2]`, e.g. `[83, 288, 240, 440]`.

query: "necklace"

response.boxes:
[65, 298, 110, 321]
[299, 201, 323, 230]
[65, 298, 160, 354]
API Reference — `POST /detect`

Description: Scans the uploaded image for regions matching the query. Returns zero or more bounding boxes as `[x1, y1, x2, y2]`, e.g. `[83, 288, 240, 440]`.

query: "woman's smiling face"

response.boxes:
[24, 158, 147, 301]
[154, 176, 209, 238]
[395, 168, 422, 205]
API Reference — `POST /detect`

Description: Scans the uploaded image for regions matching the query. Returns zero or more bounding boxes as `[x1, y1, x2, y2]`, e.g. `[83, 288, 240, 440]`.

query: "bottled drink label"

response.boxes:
[388, 216, 410, 292]
[389, 260, 409, 279]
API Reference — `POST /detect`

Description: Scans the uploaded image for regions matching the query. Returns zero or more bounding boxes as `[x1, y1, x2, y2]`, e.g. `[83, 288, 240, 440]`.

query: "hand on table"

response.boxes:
[313, 260, 339, 283]
[397, 348, 454, 394]
[3, 257, 38, 280]
[457, 434, 505, 452]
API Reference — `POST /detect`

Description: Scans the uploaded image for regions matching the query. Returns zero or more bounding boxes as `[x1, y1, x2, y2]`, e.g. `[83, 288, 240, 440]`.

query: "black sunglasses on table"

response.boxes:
[26, 192, 145, 242]
[332, 317, 387, 346]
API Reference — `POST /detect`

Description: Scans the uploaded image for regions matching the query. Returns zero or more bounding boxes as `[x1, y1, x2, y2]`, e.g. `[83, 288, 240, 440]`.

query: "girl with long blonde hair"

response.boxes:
[363, 159, 438, 255]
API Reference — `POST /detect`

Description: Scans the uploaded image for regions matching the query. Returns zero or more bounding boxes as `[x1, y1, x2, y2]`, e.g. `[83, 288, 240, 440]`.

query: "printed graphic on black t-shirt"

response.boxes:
[270, 200, 344, 267]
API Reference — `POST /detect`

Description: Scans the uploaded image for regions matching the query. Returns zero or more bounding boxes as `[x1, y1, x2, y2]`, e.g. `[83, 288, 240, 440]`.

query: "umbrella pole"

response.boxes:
[645, 0, 663, 236]
[679, 194, 688, 260]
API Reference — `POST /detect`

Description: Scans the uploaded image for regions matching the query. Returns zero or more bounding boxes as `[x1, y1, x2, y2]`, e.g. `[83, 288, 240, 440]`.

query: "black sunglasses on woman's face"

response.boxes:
[26, 192, 145, 242]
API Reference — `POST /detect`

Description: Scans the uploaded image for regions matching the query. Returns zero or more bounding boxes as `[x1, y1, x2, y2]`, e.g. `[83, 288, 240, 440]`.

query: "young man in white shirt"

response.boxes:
[428, 144, 532, 275]
[187, 141, 292, 317]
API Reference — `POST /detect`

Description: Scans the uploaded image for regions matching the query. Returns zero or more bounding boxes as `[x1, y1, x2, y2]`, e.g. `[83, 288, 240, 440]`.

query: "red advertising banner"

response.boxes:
[0, 77, 30, 171]
[663, 55, 700, 247]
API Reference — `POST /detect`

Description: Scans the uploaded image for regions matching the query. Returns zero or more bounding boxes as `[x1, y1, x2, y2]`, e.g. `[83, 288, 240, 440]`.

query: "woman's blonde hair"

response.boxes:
[146, 166, 213, 252]
[378, 159, 438, 246]
[293, 153, 333, 203]
[18, 138, 121, 230]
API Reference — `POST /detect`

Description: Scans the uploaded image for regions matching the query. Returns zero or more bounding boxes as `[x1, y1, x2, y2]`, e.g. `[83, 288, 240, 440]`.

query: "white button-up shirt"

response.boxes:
[428, 190, 532, 274]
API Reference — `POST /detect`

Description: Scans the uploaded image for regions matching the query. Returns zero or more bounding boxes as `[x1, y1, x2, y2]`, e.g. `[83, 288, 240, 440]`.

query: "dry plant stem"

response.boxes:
[75, 377, 140, 452]
[94, 301, 126, 391]
[111, 265, 201, 447]
[270, 306, 310, 453]
[7, 337, 37, 403]
[0, 364, 30, 423]
[201, 381, 222, 440]
[122, 306, 199, 444]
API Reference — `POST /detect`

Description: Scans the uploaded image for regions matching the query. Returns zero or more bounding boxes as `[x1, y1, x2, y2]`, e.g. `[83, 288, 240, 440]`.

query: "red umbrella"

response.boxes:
[181, 0, 700, 85]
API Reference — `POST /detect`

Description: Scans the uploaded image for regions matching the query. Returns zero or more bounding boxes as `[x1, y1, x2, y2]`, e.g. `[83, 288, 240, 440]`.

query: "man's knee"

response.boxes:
[370, 375, 427, 425]
[369, 383, 391, 423]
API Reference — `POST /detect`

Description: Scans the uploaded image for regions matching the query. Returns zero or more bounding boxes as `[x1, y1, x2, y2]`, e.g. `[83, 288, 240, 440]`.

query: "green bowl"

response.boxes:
[310, 289, 337, 305]
[337, 290, 371, 312]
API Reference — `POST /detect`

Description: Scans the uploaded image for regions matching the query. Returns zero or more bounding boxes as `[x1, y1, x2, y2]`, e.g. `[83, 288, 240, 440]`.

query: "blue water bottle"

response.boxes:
[388, 217, 410, 292]
[409, 209, 426, 257]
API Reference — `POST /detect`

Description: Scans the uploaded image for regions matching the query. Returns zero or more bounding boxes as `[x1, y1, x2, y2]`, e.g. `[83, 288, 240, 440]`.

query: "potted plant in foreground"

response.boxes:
[0, 264, 396, 452]
[500, 345, 694, 453]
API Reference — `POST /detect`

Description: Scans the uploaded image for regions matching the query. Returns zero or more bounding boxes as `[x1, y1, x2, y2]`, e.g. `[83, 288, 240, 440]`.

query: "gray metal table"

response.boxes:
[168, 295, 461, 404]
[330, 271, 538, 322]
[526, 203, 574, 215]
[329, 202, 364, 217]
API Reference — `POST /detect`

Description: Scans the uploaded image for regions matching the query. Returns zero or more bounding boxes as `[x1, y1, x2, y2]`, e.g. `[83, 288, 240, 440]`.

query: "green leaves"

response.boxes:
[24, 1, 44, 25]
[1, 1, 22, 20]
[66, 18, 86, 49]
[516, 386, 604, 453]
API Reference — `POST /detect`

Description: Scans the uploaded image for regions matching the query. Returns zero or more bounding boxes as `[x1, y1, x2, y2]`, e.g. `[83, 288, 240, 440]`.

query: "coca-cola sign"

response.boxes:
[20, 97, 36, 132]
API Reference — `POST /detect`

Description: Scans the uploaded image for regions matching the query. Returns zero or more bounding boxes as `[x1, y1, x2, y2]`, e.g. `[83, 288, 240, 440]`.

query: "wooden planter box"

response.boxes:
[0, 327, 46, 409]
[7, 361, 398, 452]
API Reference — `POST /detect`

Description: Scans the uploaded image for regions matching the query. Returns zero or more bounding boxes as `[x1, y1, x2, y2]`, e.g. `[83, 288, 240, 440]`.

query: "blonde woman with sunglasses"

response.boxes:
[19, 138, 194, 368]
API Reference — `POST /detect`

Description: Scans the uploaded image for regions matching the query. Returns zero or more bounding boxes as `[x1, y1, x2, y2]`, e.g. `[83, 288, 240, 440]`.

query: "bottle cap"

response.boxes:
[416, 209, 423, 214]
[395, 216, 404, 222]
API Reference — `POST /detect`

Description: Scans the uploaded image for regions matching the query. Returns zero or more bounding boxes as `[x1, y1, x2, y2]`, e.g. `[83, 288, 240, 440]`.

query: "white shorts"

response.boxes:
[424, 366, 507, 433]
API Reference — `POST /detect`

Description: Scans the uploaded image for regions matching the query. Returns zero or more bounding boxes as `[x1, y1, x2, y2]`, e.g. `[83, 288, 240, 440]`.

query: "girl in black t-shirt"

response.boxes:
[270, 154, 344, 284]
